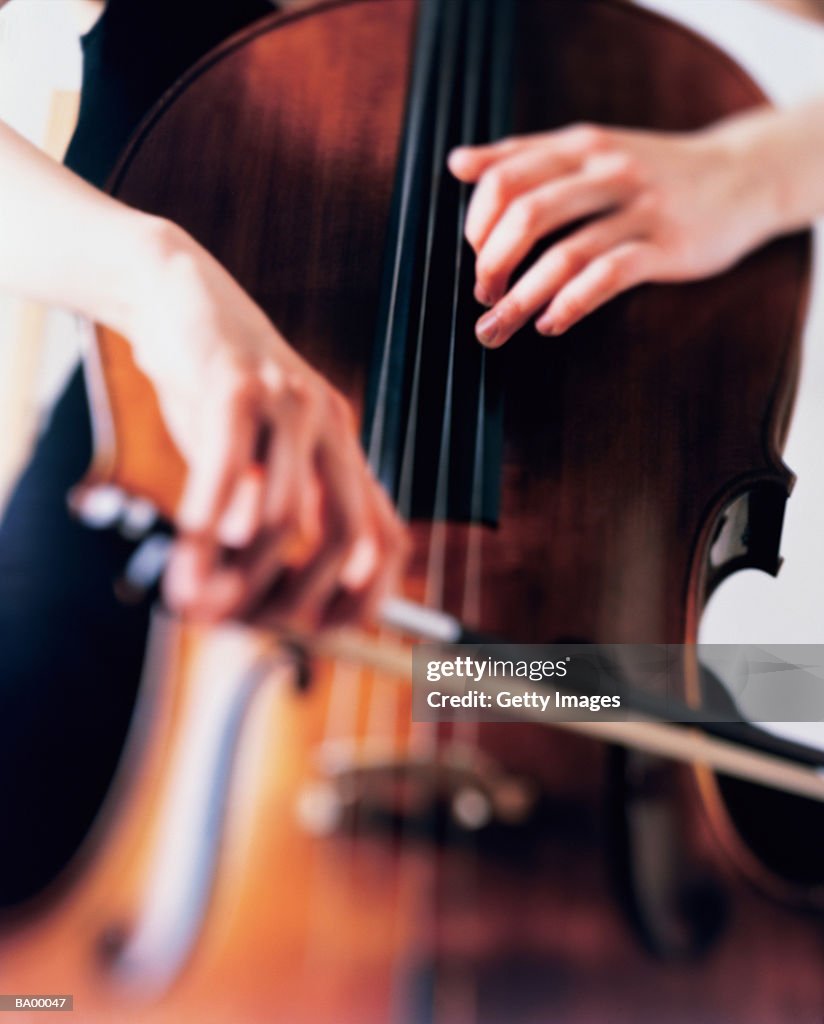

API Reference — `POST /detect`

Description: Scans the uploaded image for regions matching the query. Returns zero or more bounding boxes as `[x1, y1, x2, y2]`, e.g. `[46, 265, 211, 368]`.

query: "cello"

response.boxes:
[1, 0, 823, 1020]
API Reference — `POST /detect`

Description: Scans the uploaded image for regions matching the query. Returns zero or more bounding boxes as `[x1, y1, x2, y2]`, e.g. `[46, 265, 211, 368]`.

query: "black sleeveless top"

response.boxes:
[65, 0, 276, 186]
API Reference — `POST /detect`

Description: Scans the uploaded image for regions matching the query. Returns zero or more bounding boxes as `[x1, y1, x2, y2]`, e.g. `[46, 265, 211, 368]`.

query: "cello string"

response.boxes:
[463, 0, 514, 607]
[425, 6, 489, 1019]
[425, 0, 487, 586]
[456, 0, 514, 749]
[303, 2, 449, 986]
[333, 7, 475, 1003]
[438, 10, 512, 1017]
[366, 0, 466, 754]
[365, 0, 442, 478]
[316, 0, 446, 757]
[425, 0, 486, 710]
[450, 356, 487, 760]
[390, 4, 490, 1019]
[386, 6, 475, 1017]
[395, 0, 463, 522]
[396, 5, 484, 1020]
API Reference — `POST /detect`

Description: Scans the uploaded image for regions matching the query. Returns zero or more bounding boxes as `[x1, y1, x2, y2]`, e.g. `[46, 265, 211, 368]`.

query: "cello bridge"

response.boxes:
[295, 738, 539, 838]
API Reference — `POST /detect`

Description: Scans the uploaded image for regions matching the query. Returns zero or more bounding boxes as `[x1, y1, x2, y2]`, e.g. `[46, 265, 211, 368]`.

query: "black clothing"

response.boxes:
[66, 0, 274, 187]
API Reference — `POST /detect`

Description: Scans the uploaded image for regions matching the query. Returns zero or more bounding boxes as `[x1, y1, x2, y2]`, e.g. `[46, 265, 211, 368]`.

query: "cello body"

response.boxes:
[1, 1, 822, 1021]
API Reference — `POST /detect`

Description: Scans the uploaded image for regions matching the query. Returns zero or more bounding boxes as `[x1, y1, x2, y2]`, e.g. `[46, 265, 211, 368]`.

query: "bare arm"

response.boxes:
[0, 120, 407, 627]
[0, 119, 155, 330]
[766, 0, 824, 25]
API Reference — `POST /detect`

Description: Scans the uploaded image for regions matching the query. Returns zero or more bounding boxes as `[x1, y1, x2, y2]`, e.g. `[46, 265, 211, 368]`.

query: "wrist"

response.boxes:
[706, 115, 783, 248]
[709, 108, 805, 243]
[115, 214, 202, 336]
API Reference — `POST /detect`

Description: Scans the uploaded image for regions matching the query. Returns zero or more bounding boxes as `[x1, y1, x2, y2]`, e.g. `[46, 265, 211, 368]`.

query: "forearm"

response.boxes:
[0, 118, 160, 333]
[710, 97, 824, 239]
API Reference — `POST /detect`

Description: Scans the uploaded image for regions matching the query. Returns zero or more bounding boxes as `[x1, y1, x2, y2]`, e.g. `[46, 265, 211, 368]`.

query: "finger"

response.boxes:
[330, 482, 409, 624]
[219, 527, 303, 622]
[177, 380, 257, 536]
[447, 136, 536, 182]
[163, 535, 243, 621]
[261, 385, 318, 537]
[221, 391, 357, 624]
[249, 435, 368, 629]
[474, 210, 639, 347]
[475, 169, 632, 305]
[284, 443, 370, 627]
[536, 241, 654, 335]
[164, 536, 208, 613]
[273, 488, 404, 631]
[449, 122, 614, 189]
[463, 147, 578, 259]
[353, 488, 409, 622]
[237, 430, 366, 622]
[216, 381, 321, 559]
[319, 530, 381, 626]
[210, 463, 325, 623]
[216, 463, 266, 548]
[215, 417, 315, 556]
[450, 119, 618, 209]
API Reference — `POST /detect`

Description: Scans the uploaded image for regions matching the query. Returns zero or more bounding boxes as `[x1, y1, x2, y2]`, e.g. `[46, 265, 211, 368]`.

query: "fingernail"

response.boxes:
[476, 309, 501, 347]
[447, 147, 466, 170]
[536, 313, 563, 336]
[474, 281, 492, 306]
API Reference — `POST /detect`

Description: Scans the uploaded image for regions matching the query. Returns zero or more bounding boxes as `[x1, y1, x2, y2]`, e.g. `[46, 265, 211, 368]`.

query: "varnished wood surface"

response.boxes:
[3, 1, 821, 1021]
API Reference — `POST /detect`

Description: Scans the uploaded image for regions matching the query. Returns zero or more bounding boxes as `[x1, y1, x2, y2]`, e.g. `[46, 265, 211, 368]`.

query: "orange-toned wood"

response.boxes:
[83, 328, 185, 516]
